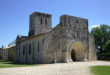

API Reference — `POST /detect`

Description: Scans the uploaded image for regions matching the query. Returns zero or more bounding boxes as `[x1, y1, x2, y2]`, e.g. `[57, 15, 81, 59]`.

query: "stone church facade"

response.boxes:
[16, 12, 97, 64]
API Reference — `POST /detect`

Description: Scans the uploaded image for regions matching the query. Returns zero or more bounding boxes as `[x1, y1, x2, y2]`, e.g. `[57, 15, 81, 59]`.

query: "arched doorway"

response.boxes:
[71, 49, 76, 61]
[71, 41, 85, 61]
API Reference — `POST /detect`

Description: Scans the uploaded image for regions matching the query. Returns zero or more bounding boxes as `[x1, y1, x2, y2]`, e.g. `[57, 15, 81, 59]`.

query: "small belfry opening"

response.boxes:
[71, 49, 76, 61]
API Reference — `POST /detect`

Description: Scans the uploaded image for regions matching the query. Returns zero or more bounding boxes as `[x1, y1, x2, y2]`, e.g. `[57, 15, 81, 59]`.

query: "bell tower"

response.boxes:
[28, 12, 52, 37]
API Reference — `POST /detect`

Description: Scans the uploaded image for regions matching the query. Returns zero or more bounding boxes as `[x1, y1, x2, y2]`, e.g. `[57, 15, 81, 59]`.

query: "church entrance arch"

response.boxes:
[71, 41, 85, 61]
[71, 49, 76, 61]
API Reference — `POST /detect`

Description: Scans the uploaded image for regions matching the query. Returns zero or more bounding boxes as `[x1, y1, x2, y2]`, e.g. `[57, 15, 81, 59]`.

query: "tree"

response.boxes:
[91, 24, 110, 54]
[91, 26, 102, 53]
[104, 40, 110, 53]
[100, 25, 110, 52]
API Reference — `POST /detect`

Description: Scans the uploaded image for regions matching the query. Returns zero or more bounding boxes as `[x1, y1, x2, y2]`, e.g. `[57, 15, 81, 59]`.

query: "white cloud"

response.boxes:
[91, 24, 100, 28]
[89, 24, 100, 32]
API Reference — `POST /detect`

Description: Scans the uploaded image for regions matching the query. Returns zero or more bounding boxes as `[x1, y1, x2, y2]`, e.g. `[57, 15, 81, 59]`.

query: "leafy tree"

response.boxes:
[91, 24, 110, 54]
[104, 40, 110, 53]
[100, 25, 110, 52]
[91, 27, 102, 53]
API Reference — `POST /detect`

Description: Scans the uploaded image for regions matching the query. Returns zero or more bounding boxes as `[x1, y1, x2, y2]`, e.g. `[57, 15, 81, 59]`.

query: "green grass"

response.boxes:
[90, 66, 110, 75]
[0, 61, 40, 68]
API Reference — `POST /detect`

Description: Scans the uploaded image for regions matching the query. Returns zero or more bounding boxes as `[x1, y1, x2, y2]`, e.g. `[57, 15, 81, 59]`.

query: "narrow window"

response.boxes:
[45, 18, 47, 25]
[23, 46, 25, 54]
[41, 18, 42, 24]
[29, 44, 31, 54]
[33, 43, 34, 63]
[26, 44, 27, 64]
[38, 42, 39, 52]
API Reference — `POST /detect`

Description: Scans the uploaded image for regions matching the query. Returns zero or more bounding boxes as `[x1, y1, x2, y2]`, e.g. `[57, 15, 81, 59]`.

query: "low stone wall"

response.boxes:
[89, 34, 97, 60]
[0, 46, 16, 61]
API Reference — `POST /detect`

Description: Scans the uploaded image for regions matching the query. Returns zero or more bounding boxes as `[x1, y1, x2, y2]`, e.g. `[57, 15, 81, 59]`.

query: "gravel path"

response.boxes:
[0, 61, 110, 75]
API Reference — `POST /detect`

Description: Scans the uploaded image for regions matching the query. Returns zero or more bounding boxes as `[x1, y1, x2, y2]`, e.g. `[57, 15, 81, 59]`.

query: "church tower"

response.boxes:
[28, 12, 52, 37]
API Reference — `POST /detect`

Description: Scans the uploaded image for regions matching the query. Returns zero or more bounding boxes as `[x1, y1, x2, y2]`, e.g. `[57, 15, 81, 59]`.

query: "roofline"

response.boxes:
[60, 14, 88, 20]
[20, 32, 47, 42]
[3, 46, 16, 49]
[30, 11, 52, 16]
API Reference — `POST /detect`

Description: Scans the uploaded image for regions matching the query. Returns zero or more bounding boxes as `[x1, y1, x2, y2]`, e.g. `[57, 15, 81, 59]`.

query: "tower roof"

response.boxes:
[30, 11, 52, 17]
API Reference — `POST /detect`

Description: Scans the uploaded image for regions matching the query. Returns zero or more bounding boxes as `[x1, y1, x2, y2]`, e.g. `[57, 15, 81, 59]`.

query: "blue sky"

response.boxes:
[0, 0, 110, 47]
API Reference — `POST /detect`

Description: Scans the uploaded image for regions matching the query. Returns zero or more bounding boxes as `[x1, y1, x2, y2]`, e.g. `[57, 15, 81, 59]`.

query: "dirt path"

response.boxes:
[0, 61, 110, 75]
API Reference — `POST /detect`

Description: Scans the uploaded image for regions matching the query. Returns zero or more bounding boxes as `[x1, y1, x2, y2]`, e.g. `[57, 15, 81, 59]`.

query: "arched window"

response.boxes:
[29, 44, 31, 54]
[23, 46, 25, 54]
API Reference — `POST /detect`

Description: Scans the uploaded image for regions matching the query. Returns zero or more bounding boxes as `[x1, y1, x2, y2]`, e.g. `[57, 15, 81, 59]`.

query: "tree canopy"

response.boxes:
[91, 24, 110, 54]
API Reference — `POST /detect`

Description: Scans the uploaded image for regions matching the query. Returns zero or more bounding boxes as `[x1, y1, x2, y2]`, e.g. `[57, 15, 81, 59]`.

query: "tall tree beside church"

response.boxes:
[104, 40, 110, 53]
[91, 26, 102, 53]
[100, 25, 110, 52]
[91, 24, 110, 54]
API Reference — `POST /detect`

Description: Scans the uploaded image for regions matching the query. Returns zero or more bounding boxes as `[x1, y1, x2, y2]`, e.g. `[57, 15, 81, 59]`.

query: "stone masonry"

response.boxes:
[16, 12, 97, 64]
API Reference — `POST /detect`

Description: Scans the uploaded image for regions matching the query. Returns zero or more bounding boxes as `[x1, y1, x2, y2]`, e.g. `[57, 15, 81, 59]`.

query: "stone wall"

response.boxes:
[60, 15, 89, 61]
[2, 48, 8, 61]
[43, 24, 67, 63]
[8, 46, 16, 61]
[16, 24, 67, 64]
[43, 15, 89, 63]
[16, 12, 97, 64]
[0, 46, 15, 61]
[16, 34, 45, 64]
[28, 12, 52, 37]
[89, 34, 97, 60]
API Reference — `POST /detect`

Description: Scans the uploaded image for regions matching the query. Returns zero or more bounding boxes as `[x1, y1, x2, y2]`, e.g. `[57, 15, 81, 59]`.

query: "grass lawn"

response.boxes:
[90, 66, 110, 75]
[0, 61, 40, 68]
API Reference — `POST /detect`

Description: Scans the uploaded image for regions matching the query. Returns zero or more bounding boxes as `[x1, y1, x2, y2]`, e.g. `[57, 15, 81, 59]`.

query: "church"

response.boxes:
[16, 11, 97, 64]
